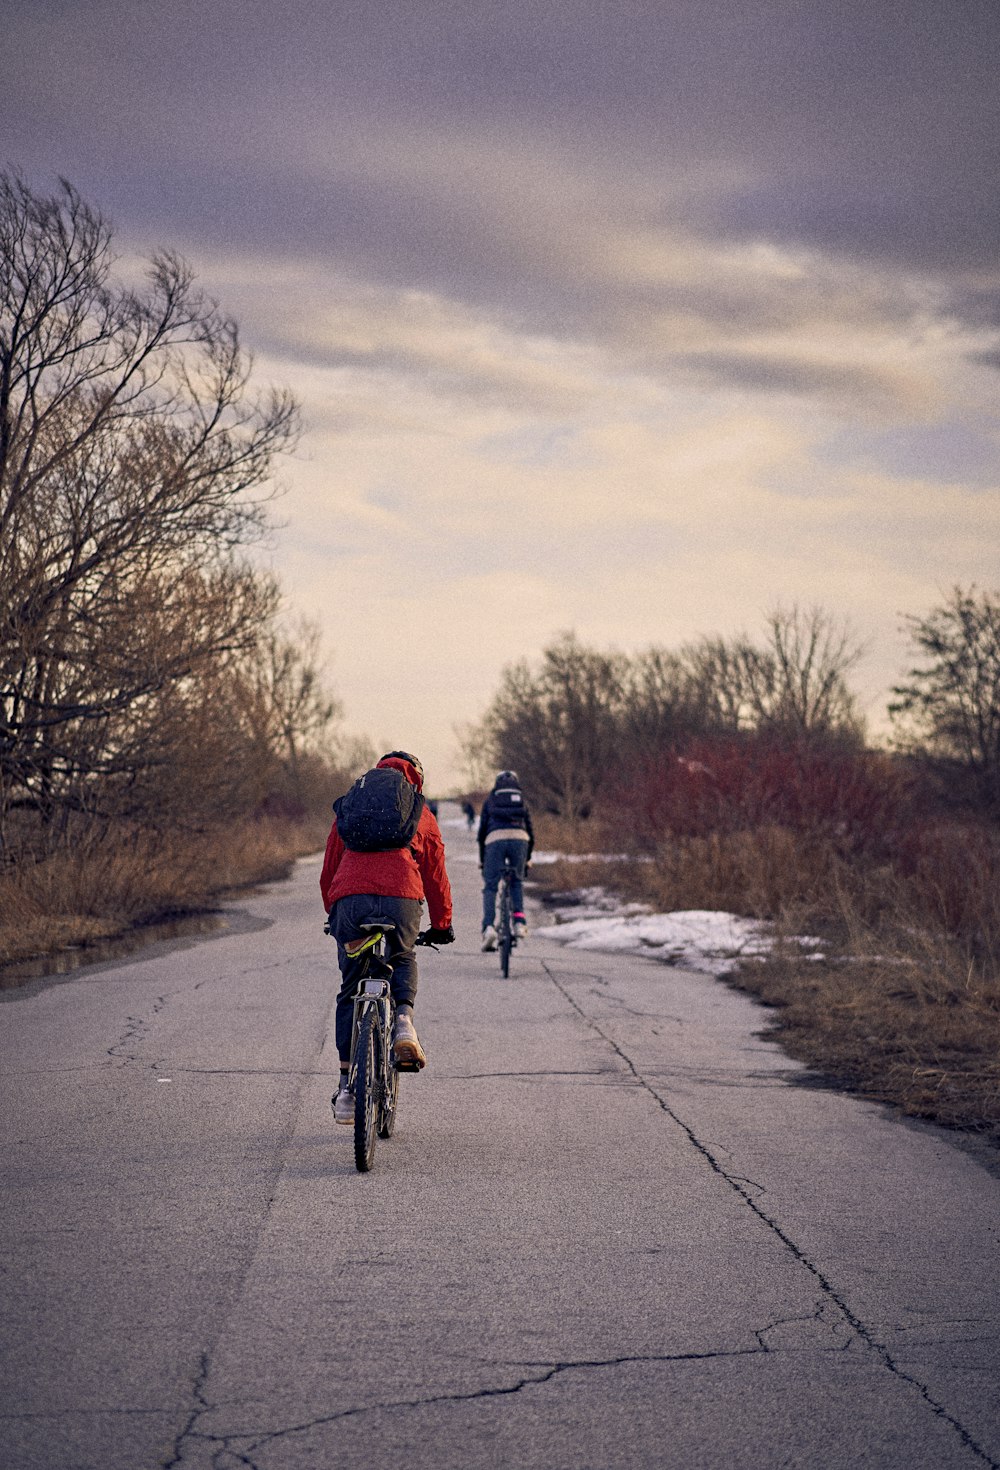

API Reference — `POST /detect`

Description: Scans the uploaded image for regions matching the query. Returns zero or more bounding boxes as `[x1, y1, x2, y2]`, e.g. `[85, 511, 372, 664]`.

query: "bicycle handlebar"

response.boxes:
[416, 927, 455, 948]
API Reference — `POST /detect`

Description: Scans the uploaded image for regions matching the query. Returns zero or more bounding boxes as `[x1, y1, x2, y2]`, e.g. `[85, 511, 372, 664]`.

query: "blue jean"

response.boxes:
[482, 838, 528, 929]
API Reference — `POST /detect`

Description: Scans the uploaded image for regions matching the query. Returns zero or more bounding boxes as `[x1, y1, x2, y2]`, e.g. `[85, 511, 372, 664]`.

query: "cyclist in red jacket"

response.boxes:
[321, 751, 454, 1124]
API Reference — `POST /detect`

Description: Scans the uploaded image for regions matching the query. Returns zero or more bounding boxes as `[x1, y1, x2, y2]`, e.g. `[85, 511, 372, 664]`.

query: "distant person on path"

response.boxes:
[321, 751, 454, 1124]
[478, 770, 533, 951]
[462, 800, 476, 830]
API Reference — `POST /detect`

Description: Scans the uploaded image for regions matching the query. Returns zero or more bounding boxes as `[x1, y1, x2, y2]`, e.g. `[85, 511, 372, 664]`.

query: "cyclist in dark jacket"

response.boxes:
[477, 771, 534, 951]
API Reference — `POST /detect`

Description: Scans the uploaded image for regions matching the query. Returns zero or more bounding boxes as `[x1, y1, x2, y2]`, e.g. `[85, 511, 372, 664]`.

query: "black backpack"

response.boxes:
[491, 785, 526, 819]
[334, 767, 425, 851]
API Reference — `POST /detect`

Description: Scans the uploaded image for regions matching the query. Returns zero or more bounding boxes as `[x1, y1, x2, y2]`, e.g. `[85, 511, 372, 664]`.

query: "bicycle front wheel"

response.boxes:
[353, 1009, 379, 1172]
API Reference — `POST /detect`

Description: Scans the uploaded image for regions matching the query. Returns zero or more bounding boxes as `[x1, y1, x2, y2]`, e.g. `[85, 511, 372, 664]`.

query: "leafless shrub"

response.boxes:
[0, 815, 325, 968]
[472, 610, 865, 824]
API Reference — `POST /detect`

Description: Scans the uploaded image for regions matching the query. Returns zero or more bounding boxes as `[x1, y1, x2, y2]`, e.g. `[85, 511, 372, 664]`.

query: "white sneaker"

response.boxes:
[514, 920, 527, 939]
[333, 1084, 354, 1124]
[481, 925, 498, 952]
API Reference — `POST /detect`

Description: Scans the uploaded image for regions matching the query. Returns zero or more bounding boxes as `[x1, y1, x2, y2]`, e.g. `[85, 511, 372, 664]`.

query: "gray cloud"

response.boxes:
[6, 0, 999, 281]
[5, 0, 999, 782]
[671, 351, 897, 407]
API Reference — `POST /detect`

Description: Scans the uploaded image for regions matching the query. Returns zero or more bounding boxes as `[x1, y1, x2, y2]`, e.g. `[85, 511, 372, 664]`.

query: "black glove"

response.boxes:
[426, 925, 455, 945]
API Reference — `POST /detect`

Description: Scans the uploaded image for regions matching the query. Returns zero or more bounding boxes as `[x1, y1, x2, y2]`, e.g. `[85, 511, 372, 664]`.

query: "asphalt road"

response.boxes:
[2, 804, 999, 1470]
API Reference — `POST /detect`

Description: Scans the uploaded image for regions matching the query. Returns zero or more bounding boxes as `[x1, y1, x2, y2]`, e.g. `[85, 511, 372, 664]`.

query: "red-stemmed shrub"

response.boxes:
[601, 735, 913, 860]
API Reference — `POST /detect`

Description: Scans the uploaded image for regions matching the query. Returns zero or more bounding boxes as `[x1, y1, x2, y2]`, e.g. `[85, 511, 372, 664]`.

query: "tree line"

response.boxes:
[468, 593, 1000, 822]
[0, 171, 342, 856]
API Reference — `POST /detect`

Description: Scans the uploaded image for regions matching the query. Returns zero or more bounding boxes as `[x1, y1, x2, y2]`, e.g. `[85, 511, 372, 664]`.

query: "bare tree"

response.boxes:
[454, 718, 496, 795]
[473, 610, 864, 828]
[890, 586, 1000, 806]
[682, 636, 757, 732]
[229, 617, 342, 808]
[481, 633, 626, 822]
[758, 604, 865, 738]
[685, 606, 864, 741]
[618, 647, 715, 755]
[0, 171, 298, 844]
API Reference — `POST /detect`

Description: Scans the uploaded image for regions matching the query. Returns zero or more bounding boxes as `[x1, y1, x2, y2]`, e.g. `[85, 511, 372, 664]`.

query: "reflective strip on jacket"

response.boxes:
[477, 788, 535, 865]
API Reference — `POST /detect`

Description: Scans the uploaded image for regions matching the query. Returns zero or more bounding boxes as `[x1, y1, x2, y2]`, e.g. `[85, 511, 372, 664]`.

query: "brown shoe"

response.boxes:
[393, 1010, 426, 1070]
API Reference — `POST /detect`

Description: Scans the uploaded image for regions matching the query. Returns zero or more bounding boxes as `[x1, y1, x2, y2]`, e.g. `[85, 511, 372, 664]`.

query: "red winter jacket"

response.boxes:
[320, 756, 453, 928]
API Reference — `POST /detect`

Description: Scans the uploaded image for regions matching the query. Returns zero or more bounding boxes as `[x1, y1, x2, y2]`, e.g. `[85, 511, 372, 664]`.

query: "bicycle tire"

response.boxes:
[498, 875, 512, 978]
[353, 1008, 379, 1172]
[378, 1011, 399, 1138]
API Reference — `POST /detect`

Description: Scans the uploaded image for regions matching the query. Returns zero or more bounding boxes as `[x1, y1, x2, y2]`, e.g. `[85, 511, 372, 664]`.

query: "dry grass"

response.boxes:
[640, 826, 841, 917]
[0, 816, 328, 968]
[529, 808, 1000, 1141]
[730, 920, 1000, 1139]
[531, 812, 608, 855]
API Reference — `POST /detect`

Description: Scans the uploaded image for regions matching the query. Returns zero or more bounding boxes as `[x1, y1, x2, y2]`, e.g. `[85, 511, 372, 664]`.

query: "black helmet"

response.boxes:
[495, 769, 519, 786]
[380, 750, 424, 784]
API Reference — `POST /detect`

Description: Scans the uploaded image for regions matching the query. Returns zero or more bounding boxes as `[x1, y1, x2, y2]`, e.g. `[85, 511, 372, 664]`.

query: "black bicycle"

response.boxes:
[343, 924, 436, 1172]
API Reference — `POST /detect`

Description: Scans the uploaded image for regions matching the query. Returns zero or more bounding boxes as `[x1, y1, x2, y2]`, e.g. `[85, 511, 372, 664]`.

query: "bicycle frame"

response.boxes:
[348, 977, 393, 1082]
[345, 926, 400, 1171]
[339, 923, 440, 1170]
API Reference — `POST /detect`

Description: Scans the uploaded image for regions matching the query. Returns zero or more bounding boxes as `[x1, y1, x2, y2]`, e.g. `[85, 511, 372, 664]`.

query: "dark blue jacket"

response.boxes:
[477, 780, 534, 864]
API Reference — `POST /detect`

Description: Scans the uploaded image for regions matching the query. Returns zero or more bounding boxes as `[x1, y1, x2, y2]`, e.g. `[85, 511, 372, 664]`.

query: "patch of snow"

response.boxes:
[530, 851, 643, 865]
[535, 886, 821, 976]
[538, 885, 652, 920]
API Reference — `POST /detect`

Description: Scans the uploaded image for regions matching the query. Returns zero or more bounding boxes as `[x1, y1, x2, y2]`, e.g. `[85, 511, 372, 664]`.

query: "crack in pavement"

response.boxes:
[165, 1347, 771, 1468]
[540, 959, 1000, 1470]
[108, 955, 303, 1072]
[107, 993, 171, 1065]
[158, 983, 335, 1469]
[586, 992, 669, 1021]
[753, 1300, 857, 1353]
[192, 956, 300, 993]
[162, 1353, 211, 1470]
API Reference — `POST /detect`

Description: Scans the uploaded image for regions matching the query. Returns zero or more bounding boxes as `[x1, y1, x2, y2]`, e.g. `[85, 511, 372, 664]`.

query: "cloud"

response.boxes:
[8, 0, 1000, 274]
[204, 202, 999, 441]
[4, 0, 1000, 780]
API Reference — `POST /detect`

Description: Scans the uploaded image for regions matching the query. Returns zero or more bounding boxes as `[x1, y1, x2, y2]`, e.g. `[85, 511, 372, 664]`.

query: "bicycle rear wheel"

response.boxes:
[353, 1009, 379, 1171]
[378, 1014, 399, 1138]
[498, 876, 512, 978]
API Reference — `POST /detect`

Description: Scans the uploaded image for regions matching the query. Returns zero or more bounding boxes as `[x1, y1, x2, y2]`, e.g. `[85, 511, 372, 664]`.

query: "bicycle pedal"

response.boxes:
[394, 1059, 423, 1072]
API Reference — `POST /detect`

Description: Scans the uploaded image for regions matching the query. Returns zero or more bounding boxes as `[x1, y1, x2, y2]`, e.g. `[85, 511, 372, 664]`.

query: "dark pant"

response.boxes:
[482, 837, 528, 929]
[329, 893, 423, 1063]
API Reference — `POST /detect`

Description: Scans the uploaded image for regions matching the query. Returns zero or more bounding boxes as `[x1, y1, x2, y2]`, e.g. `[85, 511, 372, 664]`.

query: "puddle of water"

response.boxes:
[0, 908, 269, 995]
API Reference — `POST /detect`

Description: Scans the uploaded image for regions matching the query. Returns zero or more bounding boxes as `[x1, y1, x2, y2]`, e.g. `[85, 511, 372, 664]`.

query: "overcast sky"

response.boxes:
[4, 0, 999, 787]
